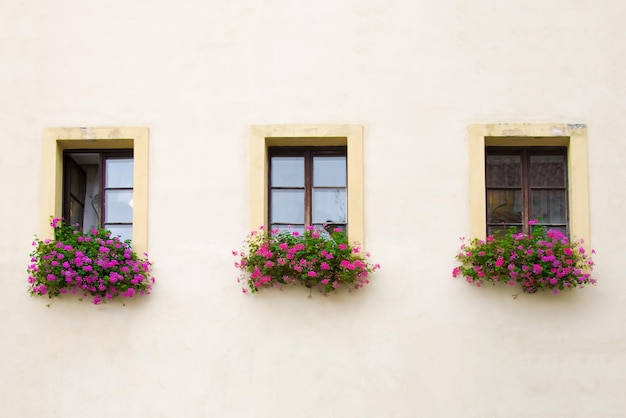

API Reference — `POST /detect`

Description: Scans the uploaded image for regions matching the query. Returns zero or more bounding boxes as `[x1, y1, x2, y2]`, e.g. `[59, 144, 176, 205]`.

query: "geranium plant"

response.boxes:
[453, 220, 596, 295]
[234, 225, 380, 295]
[27, 217, 154, 305]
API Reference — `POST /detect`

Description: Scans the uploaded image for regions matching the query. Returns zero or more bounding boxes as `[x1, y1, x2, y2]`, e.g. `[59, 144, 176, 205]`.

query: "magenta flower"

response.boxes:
[453, 225, 596, 295]
[235, 225, 378, 295]
[28, 217, 153, 304]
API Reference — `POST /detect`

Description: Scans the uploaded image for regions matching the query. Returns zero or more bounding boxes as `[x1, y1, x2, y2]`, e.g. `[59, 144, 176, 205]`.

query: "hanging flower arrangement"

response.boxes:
[453, 220, 596, 296]
[27, 217, 154, 305]
[234, 226, 380, 295]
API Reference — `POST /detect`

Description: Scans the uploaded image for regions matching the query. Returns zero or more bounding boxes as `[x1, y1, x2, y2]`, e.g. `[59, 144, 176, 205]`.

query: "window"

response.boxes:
[269, 146, 347, 233]
[468, 123, 590, 242]
[41, 127, 149, 254]
[63, 150, 134, 242]
[250, 125, 364, 244]
[486, 147, 568, 236]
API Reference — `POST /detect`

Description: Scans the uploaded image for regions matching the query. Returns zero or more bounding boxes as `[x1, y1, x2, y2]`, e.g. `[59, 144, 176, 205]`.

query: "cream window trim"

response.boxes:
[250, 124, 364, 245]
[468, 123, 590, 243]
[41, 127, 149, 254]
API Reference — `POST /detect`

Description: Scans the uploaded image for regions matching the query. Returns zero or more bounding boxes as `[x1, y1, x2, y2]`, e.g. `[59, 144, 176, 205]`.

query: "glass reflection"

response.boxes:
[486, 189, 522, 224]
[271, 190, 305, 223]
[312, 189, 347, 224]
[106, 225, 133, 242]
[313, 156, 346, 187]
[530, 155, 566, 187]
[486, 155, 521, 187]
[531, 190, 566, 224]
[106, 158, 134, 188]
[271, 157, 304, 187]
[105, 190, 134, 223]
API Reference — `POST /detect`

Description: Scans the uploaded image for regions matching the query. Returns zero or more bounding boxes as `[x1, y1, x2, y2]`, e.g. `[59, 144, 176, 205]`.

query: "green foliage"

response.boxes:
[235, 226, 380, 295]
[453, 223, 596, 295]
[27, 217, 154, 305]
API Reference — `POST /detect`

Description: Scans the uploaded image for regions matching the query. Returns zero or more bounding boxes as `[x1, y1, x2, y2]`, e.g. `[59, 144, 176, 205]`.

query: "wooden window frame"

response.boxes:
[485, 146, 568, 235]
[63, 149, 134, 232]
[468, 123, 590, 246]
[41, 127, 149, 254]
[250, 125, 364, 245]
[268, 146, 347, 231]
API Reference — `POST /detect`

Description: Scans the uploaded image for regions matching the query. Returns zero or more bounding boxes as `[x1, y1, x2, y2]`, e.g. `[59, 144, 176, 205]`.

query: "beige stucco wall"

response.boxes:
[1, 1, 625, 417]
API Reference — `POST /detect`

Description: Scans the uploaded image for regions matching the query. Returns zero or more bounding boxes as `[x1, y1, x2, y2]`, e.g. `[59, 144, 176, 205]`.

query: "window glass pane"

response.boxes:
[69, 165, 86, 201]
[106, 158, 134, 188]
[532, 225, 567, 235]
[313, 156, 346, 187]
[488, 224, 522, 237]
[486, 189, 522, 224]
[312, 223, 347, 234]
[105, 190, 134, 223]
[271, 224, 305, 235]
[105, 224, 133, 242]
[530, 155, 566, 187]
[312, 188, 347, 224]
[271, 190, 305, 223]
[271, 157, 304, 187]
[486, 155, 521, 187]
[531, 190, 567, 224]
[69, 198, 84, 227]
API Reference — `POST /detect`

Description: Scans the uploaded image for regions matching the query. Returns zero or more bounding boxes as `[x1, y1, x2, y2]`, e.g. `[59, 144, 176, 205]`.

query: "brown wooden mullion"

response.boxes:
[99, 153, 106, 228]
[304, 150, 312, 227]
[520, 149, 530, 234]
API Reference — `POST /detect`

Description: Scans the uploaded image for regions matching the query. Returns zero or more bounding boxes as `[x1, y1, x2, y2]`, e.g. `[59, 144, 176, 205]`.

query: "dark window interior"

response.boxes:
[63, 149, 134, 241]
[485, 147, 568, 236]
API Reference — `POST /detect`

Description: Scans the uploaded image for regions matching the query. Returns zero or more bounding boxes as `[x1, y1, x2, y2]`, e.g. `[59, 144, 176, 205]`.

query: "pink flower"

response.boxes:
[338, 244, 347, 251]
[307, 271, 317, 277]
[528, 219, 538, 225]
[340, 260, 355, 270]
[452, 267, 460, 278]
[321, 279, 330, 285]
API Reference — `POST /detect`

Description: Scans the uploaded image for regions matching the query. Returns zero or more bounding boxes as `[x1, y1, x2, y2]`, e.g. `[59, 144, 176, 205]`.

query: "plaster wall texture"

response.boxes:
[1, 1, 625, 417]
